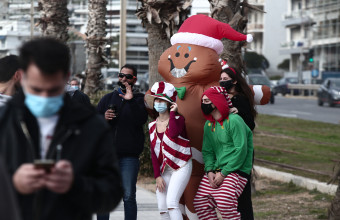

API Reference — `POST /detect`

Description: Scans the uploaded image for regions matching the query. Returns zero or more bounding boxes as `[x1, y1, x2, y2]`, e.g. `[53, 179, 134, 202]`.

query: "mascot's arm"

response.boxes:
[202, 123, 216, 173]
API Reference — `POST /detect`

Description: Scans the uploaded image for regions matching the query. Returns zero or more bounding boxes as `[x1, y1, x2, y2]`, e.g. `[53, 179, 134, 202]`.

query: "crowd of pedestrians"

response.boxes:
[0, 37, 256, 220]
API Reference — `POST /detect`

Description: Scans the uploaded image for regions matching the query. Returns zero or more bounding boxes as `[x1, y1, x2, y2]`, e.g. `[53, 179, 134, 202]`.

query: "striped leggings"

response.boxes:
[193, 173, 248, 220]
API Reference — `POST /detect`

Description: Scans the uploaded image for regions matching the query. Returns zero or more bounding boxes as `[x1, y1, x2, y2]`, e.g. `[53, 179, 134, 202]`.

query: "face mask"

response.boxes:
[71, 86, 79, 90]
[201, 103, 215, 115]
[154, 102, 168, 113]
[220, 80, 234, 91]
[24, 92, 64, 117]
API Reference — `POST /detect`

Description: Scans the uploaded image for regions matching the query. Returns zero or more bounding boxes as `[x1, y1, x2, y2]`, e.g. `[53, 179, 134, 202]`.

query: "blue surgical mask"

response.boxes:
[71, 86, 79, 90]
[154, 102, 168, 113]
[24, 92, 64, 117]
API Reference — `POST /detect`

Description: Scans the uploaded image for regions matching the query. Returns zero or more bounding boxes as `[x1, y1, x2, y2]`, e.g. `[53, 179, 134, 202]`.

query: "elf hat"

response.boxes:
[145, 81, 177, 109]
[171, 14, 253, 55]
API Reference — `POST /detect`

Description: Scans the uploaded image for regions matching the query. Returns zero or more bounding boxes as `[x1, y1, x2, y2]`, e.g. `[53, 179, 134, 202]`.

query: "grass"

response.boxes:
[254, 114, 340, 182]
[253, 178, 333, 219]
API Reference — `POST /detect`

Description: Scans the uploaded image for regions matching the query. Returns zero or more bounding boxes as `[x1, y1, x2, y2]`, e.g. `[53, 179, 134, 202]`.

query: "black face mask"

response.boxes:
[220, 80, 234, 91]
[201, 103, 215, 115]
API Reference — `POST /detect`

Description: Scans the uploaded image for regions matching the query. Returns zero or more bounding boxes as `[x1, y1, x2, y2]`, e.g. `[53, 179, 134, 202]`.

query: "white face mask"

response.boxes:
[154, 102, 168, 113]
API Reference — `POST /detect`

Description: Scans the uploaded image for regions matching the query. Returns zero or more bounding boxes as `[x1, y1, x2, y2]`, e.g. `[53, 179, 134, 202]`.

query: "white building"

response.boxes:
[262, 0, 290, 76]
[280, 0, 340, 80]
[248, 0, 265, 55]
[0, 0, 40, 58]
[312, 0, 340, 79]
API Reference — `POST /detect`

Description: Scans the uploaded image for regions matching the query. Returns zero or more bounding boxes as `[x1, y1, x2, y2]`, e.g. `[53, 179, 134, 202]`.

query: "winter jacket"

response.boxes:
[97, 89, 148, 158]
[0, 91, 122, 220]
[201, 89, 253, 177]
[231, 94, 255, 131]
[68, 90, 91, 107]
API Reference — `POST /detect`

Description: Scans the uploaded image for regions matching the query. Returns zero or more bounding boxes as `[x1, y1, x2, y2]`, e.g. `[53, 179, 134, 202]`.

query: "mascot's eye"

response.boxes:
[184, 53, 189, 58]
[175, 52, 180, 57]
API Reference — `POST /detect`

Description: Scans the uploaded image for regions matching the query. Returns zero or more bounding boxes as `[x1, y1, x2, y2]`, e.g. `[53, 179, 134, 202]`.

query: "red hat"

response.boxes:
[145, 81, 177, 108]
[171, 14, 253, 55]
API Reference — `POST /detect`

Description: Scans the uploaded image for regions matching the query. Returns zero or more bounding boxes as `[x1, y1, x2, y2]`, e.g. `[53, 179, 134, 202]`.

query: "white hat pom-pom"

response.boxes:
[246, 34, 253, 43]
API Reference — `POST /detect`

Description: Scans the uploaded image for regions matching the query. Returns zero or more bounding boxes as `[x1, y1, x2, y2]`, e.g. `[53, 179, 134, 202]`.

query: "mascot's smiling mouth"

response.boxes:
[168, 55, 197, 78]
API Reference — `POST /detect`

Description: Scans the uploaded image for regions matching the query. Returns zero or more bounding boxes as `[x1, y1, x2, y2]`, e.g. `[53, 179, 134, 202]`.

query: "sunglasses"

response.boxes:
[118, 73, 135, 80]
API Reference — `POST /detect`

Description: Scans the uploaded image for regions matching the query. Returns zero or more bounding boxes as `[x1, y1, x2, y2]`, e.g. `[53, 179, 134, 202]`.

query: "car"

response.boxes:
[273, 77, 299, 96]
[317, 78, 340, 107]
[247, 74, 275, 104]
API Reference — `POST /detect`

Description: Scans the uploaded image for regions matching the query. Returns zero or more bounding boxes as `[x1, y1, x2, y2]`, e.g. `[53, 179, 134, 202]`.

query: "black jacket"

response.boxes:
[0, 91, 122, 220]
[67, 90, 91, 107]
[97, 89, 148, 158]
[231, 94, 255, 131]
[0, 156, 21, 220]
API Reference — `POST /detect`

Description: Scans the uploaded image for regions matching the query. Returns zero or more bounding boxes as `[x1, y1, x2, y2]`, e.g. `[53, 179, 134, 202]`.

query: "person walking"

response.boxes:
[65, 77, 91, 106]
[145, 81, 192, 220]
[97, 64, 148, 220]
[193, 87, 253, 220]
[0, 38, 122, 220]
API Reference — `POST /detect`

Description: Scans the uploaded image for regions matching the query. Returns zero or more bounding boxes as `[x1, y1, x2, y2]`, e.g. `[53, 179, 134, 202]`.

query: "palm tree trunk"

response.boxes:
[38, 0, 69, 42]
[144, 23, 171, 87]
[329, 181, 340, 219]
[136, 0, 192, 87]
[84, 0, 107, 96]
[209, 0, 249, 74]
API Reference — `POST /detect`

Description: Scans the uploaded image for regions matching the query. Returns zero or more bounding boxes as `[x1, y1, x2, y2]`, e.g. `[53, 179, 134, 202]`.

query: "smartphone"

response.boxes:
[108, 104, 118, 116]
[34, 159, 55, 172]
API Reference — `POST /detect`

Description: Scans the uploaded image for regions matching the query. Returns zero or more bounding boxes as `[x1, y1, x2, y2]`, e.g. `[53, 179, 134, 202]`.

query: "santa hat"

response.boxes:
[145, 82, 177, 108]
[171, 14, 253, 55]
[220, 59, 229, 69]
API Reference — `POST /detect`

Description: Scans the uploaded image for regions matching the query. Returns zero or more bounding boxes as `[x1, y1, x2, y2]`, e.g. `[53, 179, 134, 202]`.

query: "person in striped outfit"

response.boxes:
[193, 87, 254, 220]
[145, 81, 192, 220]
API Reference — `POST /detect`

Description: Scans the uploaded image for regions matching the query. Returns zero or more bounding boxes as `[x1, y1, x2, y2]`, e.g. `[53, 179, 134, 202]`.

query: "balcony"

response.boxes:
[248, 0, 264, 6]
[247, 23, 264, 33]
[280, 39, 310, 55]
[282, 11, 313, 27]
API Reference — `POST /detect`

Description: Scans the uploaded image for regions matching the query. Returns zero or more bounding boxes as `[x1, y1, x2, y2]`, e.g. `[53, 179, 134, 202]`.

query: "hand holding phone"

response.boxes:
[34, 159, 55, 172]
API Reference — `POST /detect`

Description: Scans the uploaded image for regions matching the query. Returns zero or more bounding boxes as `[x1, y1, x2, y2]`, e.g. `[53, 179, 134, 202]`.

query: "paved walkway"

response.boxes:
[93, 186, 159, 220]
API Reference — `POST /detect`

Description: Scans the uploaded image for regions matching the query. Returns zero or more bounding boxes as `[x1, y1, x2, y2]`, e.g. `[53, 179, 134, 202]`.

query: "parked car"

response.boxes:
[317, 78, 340, 107]
[273, 77, 299, 96]
[247, 74, 275, 104]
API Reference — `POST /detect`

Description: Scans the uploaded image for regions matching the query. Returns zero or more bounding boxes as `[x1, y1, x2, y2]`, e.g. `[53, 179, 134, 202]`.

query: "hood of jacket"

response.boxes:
[202, 88, 229, 126]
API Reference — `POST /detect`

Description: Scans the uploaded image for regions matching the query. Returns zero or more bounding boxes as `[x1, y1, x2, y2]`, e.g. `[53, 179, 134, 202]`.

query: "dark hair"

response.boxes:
[221, 68, 257, 119]
[70, 77, 80, 84]
[0, 55, 20, 82]
[121, 64, 137, 77]
[19, 38, 70, 76]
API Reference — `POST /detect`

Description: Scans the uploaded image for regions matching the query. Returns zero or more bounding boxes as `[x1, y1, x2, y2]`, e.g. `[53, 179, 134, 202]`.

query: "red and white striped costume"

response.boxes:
[210, 86, 233, 109]
[149, 120, 192, 173]
[193, 173, 248, 220]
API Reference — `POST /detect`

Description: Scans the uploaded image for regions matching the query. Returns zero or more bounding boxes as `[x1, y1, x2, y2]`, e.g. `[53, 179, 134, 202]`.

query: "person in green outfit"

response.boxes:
[193, 87, 254, 220]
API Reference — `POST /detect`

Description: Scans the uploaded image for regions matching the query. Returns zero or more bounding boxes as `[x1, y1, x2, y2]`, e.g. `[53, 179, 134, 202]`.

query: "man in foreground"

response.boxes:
[0, 38, 122, 220]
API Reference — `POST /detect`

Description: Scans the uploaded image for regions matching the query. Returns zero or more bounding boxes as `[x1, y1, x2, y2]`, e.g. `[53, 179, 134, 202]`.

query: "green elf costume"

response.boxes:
[193, 87, 253, 220]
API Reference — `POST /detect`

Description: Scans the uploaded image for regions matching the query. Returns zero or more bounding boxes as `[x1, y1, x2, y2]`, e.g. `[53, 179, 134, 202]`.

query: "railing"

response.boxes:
[287, 84, 320, 96]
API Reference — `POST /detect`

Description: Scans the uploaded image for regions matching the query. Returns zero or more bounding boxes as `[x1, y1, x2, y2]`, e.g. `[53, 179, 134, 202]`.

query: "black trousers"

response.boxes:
[237, 177, 254, 220]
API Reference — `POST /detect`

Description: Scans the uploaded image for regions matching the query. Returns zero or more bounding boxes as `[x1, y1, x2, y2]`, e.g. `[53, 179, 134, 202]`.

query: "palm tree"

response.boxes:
[38, 0, 69, 42]
[209, 0, 263, 74]
[83, 0, 108, 96]
[136, 0, 192, 87]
